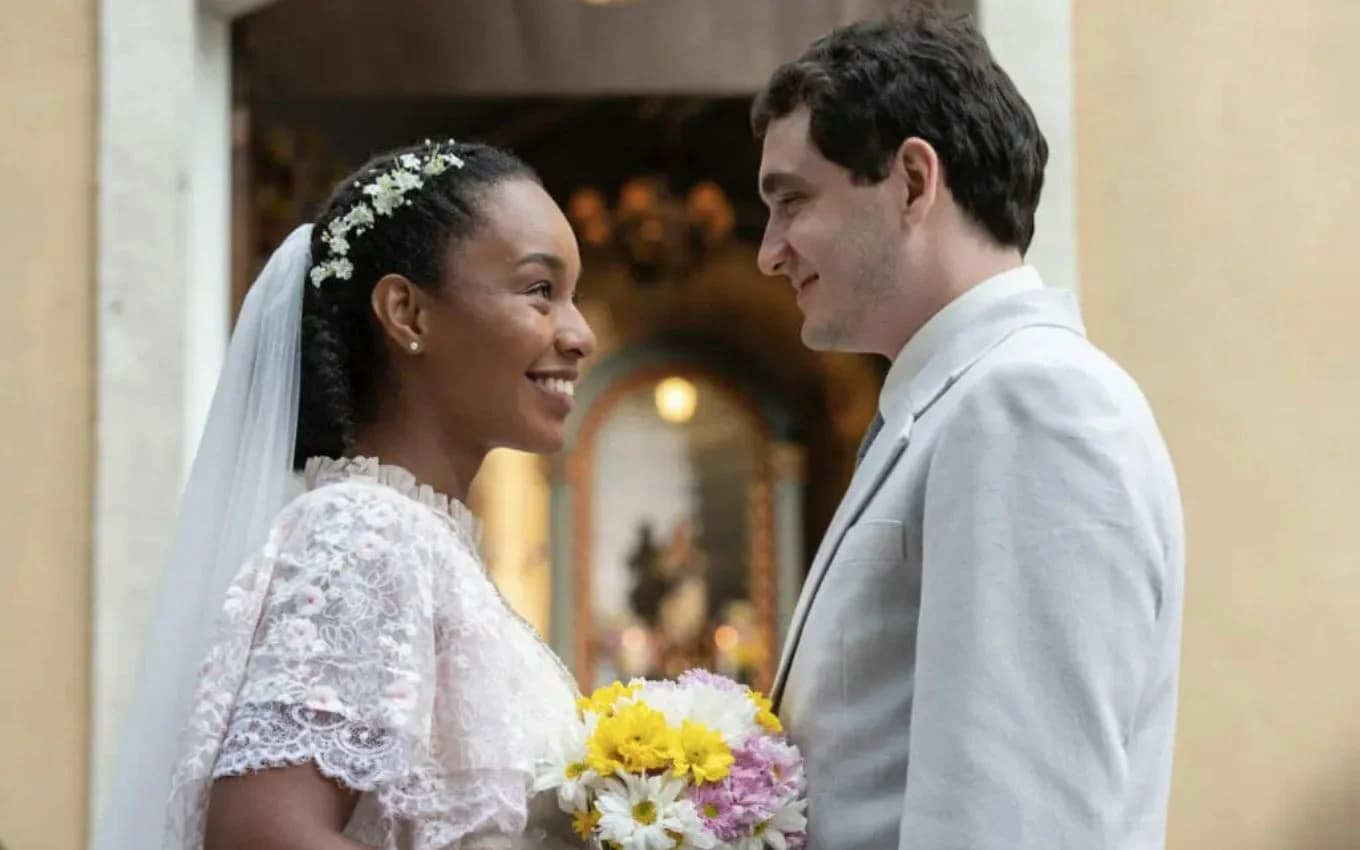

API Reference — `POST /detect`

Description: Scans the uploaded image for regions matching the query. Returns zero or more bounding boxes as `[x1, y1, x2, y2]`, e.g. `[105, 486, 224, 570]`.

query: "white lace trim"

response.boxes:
[214, 702, 409, 790]
[304, 455, 482, 546]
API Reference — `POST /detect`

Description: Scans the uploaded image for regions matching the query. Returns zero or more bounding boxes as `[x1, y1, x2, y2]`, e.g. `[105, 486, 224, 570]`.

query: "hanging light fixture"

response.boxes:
[565, 177, 735, 286]
[654, 376, 697, 424]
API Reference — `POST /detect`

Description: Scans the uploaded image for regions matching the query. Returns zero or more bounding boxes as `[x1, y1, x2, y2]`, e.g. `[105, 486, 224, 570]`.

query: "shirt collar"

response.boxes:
[879, 265, 1044, 419]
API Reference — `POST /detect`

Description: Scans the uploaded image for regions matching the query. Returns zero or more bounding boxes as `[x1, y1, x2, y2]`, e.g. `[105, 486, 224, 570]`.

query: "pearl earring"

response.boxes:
[408, 340, 420, 353]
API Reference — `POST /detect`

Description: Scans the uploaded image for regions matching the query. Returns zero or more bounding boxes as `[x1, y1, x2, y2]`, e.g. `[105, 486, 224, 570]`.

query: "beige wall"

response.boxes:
[1076, 3, 1360, 848]
[0, 1, 96, 849]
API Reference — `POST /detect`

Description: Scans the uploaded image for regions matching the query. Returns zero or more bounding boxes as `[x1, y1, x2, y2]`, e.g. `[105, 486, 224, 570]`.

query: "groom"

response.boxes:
[753, 6, 1184, 850]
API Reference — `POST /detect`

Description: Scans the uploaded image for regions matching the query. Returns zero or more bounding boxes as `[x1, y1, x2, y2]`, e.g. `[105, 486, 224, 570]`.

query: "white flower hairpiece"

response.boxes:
[309, 140, 466, 288]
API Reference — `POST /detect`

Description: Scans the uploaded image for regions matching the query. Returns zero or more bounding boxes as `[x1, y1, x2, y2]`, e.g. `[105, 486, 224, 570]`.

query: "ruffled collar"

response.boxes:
[303, 455, 482, 545]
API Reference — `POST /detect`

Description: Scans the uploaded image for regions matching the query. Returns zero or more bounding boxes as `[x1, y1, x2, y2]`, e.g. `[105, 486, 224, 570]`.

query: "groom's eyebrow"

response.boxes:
[759, 172, 807, 203]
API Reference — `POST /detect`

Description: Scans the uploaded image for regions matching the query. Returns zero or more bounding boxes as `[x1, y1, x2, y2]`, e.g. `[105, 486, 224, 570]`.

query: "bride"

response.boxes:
[92, 140, 596, 850]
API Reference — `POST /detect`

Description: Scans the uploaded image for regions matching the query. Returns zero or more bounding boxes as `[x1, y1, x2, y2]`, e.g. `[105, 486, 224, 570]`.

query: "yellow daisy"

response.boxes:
[572, 807, 601, 840]
[672, 720, 734, 784]
[587, 702, 679, 774]
[577, 681, 640, 717]
[748, 688, 783, 734]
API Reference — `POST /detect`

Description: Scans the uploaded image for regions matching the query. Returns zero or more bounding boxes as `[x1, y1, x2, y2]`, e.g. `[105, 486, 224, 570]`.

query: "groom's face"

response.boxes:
[758, 107, 902, 354]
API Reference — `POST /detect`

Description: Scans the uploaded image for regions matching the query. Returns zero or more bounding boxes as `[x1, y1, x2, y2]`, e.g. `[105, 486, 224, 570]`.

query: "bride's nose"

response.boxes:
[555, 304, 596, 360]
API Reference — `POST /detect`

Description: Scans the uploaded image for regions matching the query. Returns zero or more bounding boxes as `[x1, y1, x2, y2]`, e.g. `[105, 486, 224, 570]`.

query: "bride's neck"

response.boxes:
[349, 416, 483, 504]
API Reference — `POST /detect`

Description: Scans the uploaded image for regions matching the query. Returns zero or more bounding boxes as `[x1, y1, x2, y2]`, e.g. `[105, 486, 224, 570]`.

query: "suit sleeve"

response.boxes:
[898, 356, 1171, 849]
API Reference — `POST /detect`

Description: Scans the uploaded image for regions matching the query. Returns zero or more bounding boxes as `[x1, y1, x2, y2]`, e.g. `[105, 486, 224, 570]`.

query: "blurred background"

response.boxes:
[2, 0, 1357, 848]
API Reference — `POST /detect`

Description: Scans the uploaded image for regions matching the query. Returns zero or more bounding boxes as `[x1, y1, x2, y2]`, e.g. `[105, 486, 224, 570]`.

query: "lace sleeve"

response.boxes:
[206, 483, 437, 786]
[172, 480, 565, 850]
[225, 482, 438, 740]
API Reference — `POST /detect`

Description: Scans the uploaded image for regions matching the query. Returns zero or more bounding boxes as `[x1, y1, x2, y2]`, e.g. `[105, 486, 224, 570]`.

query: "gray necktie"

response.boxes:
[855, 413, 884, 467]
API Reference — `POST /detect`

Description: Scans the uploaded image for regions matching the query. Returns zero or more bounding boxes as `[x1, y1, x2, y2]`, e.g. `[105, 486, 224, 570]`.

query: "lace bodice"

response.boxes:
[167, 457, 583, 850]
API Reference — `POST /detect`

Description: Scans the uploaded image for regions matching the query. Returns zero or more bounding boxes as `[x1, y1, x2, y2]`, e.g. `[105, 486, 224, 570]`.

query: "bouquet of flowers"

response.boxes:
[535, 670, 807, 850]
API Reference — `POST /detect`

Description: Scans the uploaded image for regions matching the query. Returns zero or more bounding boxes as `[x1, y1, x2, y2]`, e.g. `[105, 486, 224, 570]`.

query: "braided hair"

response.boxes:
[294, 141, 539, 467]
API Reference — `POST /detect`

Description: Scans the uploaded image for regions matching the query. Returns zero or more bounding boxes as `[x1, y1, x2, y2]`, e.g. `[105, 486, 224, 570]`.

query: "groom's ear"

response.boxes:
[893, 137, 941, 227]
[370, 273, 426, 353]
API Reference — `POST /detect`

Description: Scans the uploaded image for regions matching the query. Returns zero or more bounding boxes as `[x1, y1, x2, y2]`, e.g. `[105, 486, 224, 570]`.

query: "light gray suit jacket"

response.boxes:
[775, 285, 1184, 850]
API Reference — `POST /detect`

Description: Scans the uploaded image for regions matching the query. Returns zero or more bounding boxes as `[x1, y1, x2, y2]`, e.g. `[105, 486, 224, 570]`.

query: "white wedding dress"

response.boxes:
[165, 456, 584, 850]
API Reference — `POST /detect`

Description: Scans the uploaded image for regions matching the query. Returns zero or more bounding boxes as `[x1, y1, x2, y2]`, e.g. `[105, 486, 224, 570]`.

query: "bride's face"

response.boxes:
[420, 178, 595, 454]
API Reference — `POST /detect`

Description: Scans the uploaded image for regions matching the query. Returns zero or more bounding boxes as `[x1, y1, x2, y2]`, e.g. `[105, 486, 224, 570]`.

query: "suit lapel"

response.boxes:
[771, 287, 1088, 708]
[772, 412, 913, 703]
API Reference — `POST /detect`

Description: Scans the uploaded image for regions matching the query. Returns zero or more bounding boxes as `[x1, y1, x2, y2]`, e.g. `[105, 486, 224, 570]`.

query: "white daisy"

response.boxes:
[670, 804, 718, 850]
[596, 772, 710, 850]
[534, 715, 598, 814]
[749, 797, 807, 850]
[636, 680, 758, 747]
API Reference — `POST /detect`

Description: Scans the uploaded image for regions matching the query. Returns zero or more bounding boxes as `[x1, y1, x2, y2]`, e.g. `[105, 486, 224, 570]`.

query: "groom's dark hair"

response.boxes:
[751, 1, 1047, 252]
